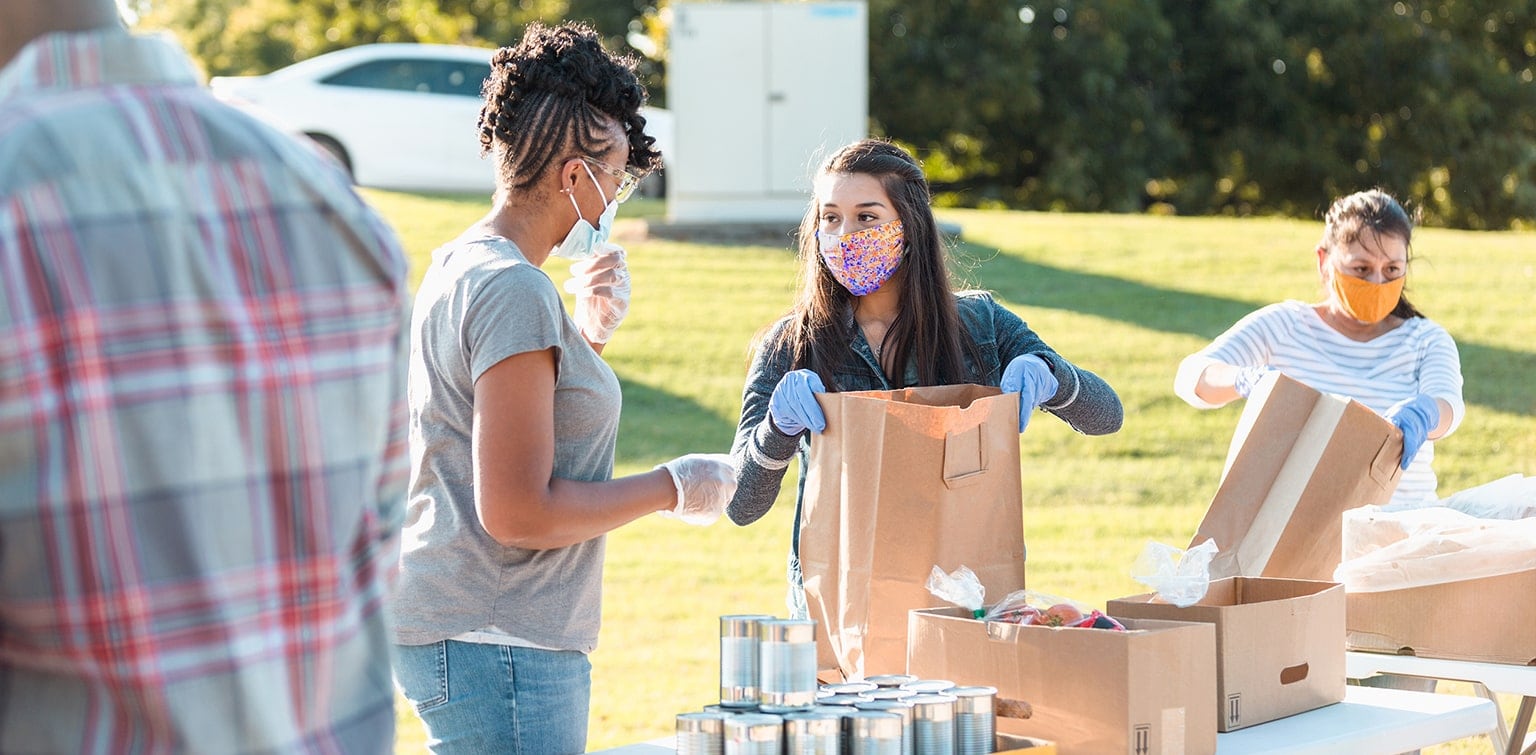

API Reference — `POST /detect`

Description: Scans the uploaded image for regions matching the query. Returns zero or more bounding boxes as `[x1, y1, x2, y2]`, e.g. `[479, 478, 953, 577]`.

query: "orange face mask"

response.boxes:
[1330, 269, 1405, 324]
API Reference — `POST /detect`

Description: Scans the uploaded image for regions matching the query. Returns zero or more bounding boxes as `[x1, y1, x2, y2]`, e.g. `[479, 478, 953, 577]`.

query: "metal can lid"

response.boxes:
[864, 688, 916, 700]
[817, 693, 868, 706]
[854, 699, 913, 713]
[821, 681, 878, 695]
[865, 674, 918, 687]
[949, 685, 997, 714]
[901, 678, 956, 693]
[719, 614, 776, 638]
[758, 618, 816, 644]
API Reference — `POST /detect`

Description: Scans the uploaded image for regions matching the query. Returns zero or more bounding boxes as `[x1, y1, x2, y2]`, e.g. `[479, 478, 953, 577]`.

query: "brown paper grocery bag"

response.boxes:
[799, 384, 1027, 681]
[1192, 373, 1403, 582]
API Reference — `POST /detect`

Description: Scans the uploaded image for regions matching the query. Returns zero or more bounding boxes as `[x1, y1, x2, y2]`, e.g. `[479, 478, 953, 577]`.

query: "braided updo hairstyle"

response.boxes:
[477, 22, 662, 191]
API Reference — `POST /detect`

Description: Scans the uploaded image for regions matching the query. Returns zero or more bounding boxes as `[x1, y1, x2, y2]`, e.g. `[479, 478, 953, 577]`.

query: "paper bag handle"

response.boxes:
[942, 425, 988, 489]
[1368, 433, 1402, 486]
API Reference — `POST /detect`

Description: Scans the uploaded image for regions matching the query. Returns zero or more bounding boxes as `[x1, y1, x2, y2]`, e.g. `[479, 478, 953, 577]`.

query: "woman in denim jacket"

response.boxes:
[727, 139, 1123, 614]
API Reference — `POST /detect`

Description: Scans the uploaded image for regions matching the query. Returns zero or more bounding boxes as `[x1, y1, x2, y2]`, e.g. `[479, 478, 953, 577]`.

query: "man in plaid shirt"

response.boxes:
[0, 2, 411, 752]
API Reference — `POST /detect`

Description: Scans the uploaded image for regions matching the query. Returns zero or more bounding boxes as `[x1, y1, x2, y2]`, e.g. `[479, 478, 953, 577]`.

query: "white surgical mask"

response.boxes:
[551, 162, 617, 261]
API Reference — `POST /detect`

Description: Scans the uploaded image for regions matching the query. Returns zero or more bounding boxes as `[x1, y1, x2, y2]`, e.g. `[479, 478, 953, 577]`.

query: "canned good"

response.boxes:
[864, 674, 917, 688]
[677, 711, 732, 755]
[758, 619, 818, 713]
[723, 713, 783, 755]
[907, 694, 958, 755]
[720, 615, 776, 708]
[863, 688, 915, 701]
[853, 700, 913, 755]
[846, 710, 903, 755]
[950, 686, 997, 755]
[782, 709, 843, 754]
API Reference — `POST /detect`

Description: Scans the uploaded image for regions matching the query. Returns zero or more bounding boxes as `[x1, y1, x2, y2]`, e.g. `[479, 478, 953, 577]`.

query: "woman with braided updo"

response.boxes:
[391, 22, 737, 752]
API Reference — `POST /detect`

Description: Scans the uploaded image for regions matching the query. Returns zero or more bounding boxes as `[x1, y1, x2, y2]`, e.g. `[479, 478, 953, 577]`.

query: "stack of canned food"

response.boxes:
[674, 615, 998, 755]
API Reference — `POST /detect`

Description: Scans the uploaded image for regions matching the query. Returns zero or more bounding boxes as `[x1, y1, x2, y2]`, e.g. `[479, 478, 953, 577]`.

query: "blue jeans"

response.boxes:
[394, 640, 591, 755]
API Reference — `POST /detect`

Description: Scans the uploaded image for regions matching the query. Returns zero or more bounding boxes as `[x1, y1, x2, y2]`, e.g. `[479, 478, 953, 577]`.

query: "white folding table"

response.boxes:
[1348, 650, 1536, 755]
[590, 686, 1498, 754]
[1215, 685, 1497, 754]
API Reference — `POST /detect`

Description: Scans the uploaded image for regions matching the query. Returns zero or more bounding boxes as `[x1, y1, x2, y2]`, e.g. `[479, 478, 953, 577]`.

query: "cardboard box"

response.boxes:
[1346, 568, 1536, 665]
[1107, 577, 1346, 731]
[908, 607, 1217, 755]
[1192, 374, 1403, 582]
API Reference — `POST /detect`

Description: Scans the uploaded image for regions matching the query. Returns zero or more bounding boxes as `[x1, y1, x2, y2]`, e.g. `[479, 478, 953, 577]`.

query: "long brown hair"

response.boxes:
[769, 139, 975, 388]
[1320, 188, 1425, 319]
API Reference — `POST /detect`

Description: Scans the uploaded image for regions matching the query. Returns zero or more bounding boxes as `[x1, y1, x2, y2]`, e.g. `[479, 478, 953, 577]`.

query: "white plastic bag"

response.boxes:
[1130, 540, 1219, 607]
[1335, 506, 1536, 592]
[925, 564, 986, 618]
[1433, 474, 1536, 520]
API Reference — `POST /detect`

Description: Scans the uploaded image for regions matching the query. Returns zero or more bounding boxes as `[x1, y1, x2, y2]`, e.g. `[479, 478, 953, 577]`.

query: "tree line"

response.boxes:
[131, 0, 1536, 230]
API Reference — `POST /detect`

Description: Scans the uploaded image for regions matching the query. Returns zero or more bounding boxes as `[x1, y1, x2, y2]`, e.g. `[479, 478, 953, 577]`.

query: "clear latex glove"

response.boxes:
[655, 453, 737, 525]
[767, 369, 827, 436]
[999, 354, 1059, 433]
[1384, 394, 1439, 470]
[562, 242, 630, 343]
[1232, 364, 1278, 398]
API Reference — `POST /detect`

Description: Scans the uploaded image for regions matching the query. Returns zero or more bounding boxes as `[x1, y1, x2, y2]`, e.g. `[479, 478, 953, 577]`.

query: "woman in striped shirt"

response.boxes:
[1174, 188, 1464, 508]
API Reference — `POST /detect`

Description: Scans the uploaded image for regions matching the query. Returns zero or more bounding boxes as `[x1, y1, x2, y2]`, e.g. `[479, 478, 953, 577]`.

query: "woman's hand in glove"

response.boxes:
[655, 453, 738, 525]
[1384, 394, 1440, 470]
[1232, 365, 1278, 398]
[1000, 354, 1059, 433]
[768, 369, 827, 436]
[563, 242, 630, 344]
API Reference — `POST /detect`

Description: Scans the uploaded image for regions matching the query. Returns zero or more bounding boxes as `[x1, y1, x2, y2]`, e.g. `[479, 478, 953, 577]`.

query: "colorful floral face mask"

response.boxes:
[817, 220, 905, 296]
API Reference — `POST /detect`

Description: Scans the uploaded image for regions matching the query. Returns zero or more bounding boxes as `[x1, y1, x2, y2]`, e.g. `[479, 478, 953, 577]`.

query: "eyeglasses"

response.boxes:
[579, 155, 643, 204]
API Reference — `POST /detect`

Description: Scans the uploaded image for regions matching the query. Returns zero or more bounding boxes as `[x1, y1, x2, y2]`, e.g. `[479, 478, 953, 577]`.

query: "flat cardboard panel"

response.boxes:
[995, 734, 1058, 754]
[1193, 374, 1403, 582]
[908, 607, 1217, 754]
[1346, 568, 1536, 665]
[1108, 577, 1346, 731]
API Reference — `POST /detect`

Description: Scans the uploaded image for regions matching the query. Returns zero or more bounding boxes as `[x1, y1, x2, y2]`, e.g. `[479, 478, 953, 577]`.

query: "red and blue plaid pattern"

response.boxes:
[0, 30, 409, 754]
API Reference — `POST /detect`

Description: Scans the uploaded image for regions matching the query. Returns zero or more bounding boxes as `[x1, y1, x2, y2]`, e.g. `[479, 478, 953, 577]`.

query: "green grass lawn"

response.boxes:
[363, 189, 1536, 753]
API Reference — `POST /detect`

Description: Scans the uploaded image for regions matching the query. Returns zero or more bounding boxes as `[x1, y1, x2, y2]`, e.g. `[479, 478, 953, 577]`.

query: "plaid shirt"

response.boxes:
[0, 30, 410, 754]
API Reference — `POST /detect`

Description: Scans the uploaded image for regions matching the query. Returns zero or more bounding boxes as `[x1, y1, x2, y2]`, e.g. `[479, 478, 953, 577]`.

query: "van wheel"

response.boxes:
[306, 134, 353, 183]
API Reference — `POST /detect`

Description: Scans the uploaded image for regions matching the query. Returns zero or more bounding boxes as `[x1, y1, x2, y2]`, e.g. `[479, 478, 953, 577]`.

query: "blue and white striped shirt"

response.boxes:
[1177, 300, 1464, 506]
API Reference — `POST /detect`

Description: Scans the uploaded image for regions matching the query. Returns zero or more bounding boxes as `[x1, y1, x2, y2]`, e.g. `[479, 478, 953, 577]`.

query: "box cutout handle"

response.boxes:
[1279, 663, 1309, 685]
[942, 425, 988, 489]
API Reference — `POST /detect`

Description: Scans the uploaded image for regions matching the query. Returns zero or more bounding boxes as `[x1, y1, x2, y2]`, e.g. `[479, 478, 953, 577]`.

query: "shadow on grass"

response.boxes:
[612, 378, 739, 466]
[955, 239, 1536, 418]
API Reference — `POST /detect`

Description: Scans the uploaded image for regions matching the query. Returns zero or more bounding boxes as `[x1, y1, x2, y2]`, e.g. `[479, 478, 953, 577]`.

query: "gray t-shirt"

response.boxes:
[393, 235, 621, 651]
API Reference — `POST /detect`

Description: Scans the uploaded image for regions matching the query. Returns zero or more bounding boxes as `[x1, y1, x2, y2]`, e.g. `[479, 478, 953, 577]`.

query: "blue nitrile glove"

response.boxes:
[1384, 394, 1439, 470]
[768, 369, 827, 435]
[1232, 365, 1278, 398]
[1000, 354, 1060, 433]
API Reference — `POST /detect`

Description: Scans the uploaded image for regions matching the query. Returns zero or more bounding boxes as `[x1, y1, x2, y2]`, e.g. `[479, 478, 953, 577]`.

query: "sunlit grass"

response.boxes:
[365, 189, 1535, 753]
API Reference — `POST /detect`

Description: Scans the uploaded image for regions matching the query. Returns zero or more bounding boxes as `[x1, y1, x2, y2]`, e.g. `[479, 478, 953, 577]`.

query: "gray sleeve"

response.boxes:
[727, 322, 804, 526]
[464, 263, 565, 383]
[1034, 352, 1124, 435]
[990, 296, 1124, 436]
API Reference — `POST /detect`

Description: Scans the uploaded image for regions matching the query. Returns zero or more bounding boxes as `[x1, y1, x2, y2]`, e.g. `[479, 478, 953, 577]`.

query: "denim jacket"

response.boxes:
[727, 290, 1124, 530]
